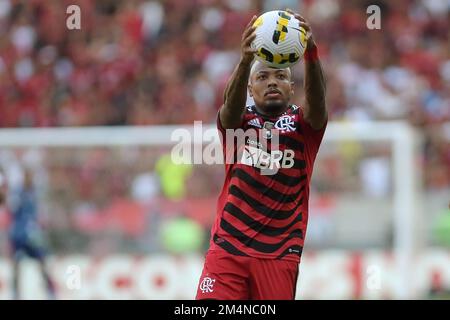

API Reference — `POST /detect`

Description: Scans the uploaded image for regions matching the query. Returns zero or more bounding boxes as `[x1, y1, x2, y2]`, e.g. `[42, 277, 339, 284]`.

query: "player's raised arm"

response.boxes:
[287, 9, 327, 130]
[220, 15, 258, 129]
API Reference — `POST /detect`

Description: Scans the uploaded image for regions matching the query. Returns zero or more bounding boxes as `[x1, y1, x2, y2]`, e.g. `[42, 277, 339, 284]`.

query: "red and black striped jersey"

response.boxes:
[209, 104, 326, 263]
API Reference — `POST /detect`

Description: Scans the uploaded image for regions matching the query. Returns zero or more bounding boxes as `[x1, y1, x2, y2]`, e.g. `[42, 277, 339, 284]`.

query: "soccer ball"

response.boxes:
[251, 10, 308, 69]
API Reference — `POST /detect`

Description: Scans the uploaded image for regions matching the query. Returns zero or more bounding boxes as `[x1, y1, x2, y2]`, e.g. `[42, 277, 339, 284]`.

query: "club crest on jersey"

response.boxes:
[199, 277, 216, 293]
[275, 115, 296, 132]
[262, 121, 275, 139]
[248, 118, 262, 128]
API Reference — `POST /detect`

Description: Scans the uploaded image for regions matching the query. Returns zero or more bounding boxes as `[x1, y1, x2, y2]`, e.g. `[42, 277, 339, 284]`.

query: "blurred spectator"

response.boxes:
[359, 155, 391, 198]
[131, 171, 159, 203]
[155, 153, 193, 201]
[8, 168, 56, 299]
[432, 208, 450, 246]
[160, 214, 206, 255]
[0, 0, 447, 190]
[0, 0, 449, 254]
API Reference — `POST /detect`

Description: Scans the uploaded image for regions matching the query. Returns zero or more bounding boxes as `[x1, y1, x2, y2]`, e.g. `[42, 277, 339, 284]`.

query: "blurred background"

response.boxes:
[0, 0, 449, 299]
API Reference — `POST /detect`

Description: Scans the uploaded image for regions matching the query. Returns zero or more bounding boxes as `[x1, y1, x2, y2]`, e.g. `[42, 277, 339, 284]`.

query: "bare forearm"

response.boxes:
[221, 59, 252, 128]
[220, 15, 257, 129]
[304, 45, 327, 129]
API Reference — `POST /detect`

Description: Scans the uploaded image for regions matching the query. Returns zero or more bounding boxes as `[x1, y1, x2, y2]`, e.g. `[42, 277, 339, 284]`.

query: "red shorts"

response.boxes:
[195, 249, 299, 300]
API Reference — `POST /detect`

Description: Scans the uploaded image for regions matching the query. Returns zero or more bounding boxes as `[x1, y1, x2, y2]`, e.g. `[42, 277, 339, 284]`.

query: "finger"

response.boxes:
[296, 15, 306, 22]
[289, 10, 306, 22]
[299, 22, 311, 31]
[285, 8, 294, 15]
[242, 25, 256, 41]
[243, 31, 256, 45]
[242, 16, 257, 39]
[243, 16, 257, 37]
[285, 8, 306, 22]
[246, 15, 257, 29]
[243, 32, 257, 47]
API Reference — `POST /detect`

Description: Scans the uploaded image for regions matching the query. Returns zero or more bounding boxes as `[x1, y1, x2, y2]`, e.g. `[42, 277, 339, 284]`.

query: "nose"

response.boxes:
[267, 76, 277, 88]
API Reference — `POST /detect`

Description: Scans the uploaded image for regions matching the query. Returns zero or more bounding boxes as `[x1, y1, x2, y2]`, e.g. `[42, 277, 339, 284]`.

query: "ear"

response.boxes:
[248, 83, 253, 97]
[290, 81, 295, 97]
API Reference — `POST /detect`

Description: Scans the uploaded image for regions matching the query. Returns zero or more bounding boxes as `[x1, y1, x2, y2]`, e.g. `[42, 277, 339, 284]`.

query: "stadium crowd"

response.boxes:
[0, 0, 449, 253]
[0, 0, 448, 188]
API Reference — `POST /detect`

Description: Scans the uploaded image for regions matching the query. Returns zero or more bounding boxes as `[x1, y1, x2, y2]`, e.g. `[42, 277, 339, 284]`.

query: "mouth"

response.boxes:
[265, 89, 282, 98]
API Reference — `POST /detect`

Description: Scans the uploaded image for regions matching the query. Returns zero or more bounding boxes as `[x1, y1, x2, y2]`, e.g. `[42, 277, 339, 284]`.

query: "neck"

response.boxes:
[254, 104, 289, 118]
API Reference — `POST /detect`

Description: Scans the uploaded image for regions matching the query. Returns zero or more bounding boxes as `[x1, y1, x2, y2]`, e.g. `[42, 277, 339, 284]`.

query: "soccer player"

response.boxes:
[196, 10, 327, 300]
[8, 169, 56, 300]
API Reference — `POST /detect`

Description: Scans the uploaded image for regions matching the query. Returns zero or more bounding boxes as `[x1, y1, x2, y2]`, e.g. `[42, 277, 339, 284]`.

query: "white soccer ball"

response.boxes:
[251, 10, 308, 69]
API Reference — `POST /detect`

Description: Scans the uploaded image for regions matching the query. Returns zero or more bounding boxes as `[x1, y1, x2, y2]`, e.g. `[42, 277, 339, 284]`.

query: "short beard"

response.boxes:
[261, 100, 287, 115]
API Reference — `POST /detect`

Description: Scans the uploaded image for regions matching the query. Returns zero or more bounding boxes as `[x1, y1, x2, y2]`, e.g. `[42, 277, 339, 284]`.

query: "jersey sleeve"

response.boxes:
[217, 106, 249, 166]
[297, 106, 327, 162]
[216, 106, 247, 138]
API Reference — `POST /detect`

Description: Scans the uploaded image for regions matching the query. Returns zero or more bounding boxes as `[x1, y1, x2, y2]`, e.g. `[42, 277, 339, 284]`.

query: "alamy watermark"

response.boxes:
[170, 121, 296, 176]
[366, 5, 381, 30]
[366, 265, 381, 291]
[66, 265, 82, 290]
[66, 5, 81, 30]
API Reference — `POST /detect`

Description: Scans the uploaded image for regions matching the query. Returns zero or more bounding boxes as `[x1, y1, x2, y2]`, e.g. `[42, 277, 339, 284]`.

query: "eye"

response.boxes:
[277, 74, 286, 80]
[257, 74, 267, 80]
